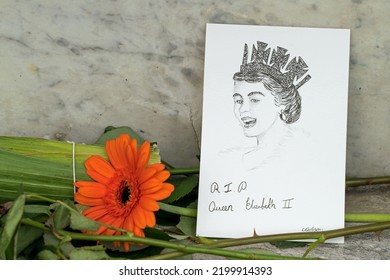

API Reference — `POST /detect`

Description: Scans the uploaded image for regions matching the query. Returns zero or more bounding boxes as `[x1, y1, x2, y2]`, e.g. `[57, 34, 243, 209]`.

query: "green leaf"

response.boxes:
[144, 227, 171, 241]
[49, 201, 99, 232]
[176, 216, 196, 236]
[53, 202, 71, 229]
[15, 225, 43, 255]
[74, 203, 89, 213]
[95, 126, 145, 145]
[42, 231, 74, 258]
[176, 201, 197, 236]
[23, 204, 49, 215]
[37, 249, 60, 260]
[69, 245, 112, 260]
[70, 209, 99, 231]
[0, 194, 26, 259]
[163, 175, 199, 204]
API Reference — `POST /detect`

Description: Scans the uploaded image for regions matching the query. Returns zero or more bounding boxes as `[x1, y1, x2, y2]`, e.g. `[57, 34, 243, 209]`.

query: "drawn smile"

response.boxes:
[241, 117, 257, 128]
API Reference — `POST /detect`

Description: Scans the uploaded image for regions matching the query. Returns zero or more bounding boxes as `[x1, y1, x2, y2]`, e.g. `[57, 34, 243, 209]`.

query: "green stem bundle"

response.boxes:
[20, 216, 390, 260]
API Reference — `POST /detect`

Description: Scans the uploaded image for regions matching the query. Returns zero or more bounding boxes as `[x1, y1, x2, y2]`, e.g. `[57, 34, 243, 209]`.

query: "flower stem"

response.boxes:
[168, 167, 200, 175]
[20, 218, 309, 260]
[345, 213, 390, 222]
[346, 176, 390, 187]
[144, 221, 390, 260]
[201, 221, 390, 248]
[158, 202, 197, 217]
[21, 218, 49, 231]
[22, 217, 390, 260]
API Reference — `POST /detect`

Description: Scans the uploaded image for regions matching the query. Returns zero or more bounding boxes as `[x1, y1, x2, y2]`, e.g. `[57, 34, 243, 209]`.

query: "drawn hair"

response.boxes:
[233, 72, 301, 124]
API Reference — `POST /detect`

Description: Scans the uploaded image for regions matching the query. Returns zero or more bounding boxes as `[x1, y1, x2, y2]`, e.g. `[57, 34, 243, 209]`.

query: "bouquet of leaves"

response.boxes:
[1, 126, 390, 260]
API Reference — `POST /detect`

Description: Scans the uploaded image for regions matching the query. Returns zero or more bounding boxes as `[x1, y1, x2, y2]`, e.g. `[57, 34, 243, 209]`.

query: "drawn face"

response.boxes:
[233, 81, 281, 138]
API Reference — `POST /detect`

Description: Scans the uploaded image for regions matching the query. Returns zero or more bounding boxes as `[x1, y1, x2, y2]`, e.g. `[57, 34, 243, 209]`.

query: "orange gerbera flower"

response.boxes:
[74, 134, 174, 251]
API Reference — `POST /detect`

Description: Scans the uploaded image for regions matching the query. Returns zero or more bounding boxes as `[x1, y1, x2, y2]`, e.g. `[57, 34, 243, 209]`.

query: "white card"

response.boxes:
[196, 24, 350, 242]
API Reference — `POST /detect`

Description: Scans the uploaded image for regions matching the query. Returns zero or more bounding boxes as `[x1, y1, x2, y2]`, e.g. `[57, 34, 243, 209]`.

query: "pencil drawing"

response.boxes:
[231, 41, 311, 170]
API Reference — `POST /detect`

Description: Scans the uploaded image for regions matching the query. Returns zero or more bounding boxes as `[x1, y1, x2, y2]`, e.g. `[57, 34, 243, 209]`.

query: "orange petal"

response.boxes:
[77, 182, 106, 198]
[102, 217, 124, 236]
[130, 138, 138, 163]
[139, 197, 159, 211]
[92, 213, 117, 235]
[145, 183, 174, 200]
[123, 215, 135, 233]
[138, 168, 157, 184]
[106, 135, 130, 170]
[143, 210, 156, 227]
[123, 242, 131, 251]
[85, 155, 115, 177]
[149, 163, 166, 172]
[140, 178, 162, 190]
[84, 213, 112, 234]
[84, 170, 110, 186]
[137, 141, 150, 170]
[85, 155, 115, 184]
[75, 193, 105, 206]
[133, 226, 145, 238]
[83, 205, 108, 220]
[93, 226, 109, 235]
[132, 206, 146, 229]
[105, 140, 121, 169]
[108, 135, 137, 171]
[112, 216, 124, 229]
[141, 184, 163, 195]
[74, 181, 105, 189]
[154, 170, 170, 182]
[162, 182, 174, 192]
[125, 143, 136, 170]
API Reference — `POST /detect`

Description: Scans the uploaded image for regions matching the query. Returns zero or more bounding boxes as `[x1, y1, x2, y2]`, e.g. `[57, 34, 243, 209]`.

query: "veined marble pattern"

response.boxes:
[0, 0, 389, 176]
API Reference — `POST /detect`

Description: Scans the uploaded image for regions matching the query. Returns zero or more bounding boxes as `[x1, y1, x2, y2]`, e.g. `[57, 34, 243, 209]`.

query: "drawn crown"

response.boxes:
[239, 41, 311, 89]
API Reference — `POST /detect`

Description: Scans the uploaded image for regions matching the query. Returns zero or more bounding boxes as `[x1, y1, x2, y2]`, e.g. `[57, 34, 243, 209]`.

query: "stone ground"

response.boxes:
[193, 184, 390, 260]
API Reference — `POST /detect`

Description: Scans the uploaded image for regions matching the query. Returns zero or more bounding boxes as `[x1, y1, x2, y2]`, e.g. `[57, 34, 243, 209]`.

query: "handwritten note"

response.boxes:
[207, 181, 295, 212]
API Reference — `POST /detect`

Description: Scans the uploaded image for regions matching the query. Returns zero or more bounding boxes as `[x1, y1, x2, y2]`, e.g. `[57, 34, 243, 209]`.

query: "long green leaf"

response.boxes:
[0, 194, 26, 259]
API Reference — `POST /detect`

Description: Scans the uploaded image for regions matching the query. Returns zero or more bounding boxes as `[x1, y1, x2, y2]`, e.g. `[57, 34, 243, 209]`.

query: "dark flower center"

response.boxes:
[118, 181, 131, 205]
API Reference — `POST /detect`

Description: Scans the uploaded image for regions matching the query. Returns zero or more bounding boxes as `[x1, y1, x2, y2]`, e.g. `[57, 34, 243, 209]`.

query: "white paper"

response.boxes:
[196, 24, 350, 242]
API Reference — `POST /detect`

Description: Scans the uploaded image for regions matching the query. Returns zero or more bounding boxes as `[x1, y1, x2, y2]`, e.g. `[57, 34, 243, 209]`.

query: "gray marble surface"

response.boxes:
[0, 0, 389, 175]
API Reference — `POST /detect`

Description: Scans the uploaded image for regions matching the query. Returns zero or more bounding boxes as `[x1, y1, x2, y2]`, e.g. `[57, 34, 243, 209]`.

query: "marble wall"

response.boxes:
[0, 0, 389, 177]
